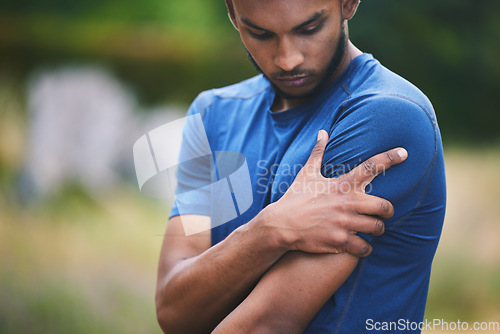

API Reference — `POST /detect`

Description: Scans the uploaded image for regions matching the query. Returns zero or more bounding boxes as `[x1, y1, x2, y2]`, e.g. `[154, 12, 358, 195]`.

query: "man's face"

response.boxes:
[230, 0, 348, 102]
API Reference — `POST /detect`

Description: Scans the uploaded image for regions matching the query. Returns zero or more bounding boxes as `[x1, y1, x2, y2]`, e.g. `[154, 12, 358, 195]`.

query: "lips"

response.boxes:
[276, 75, 310, 88]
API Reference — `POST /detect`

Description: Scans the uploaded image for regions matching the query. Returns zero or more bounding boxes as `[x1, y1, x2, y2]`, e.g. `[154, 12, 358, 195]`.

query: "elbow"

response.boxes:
[155, 296, 170, 334]
[155, 293, 182, 334]
[156, 291, 209, 334]
[156, 307, 177, 334]
[156, 308, 168, 334]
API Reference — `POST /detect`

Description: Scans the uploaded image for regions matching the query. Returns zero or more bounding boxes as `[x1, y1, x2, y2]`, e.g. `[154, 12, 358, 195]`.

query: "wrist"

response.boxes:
[249, 202, 295, 253]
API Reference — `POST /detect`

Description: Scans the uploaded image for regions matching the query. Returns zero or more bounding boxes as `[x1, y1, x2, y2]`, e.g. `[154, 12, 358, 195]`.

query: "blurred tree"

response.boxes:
[351, 0, 500, 143]
[0, 0, 498, 142]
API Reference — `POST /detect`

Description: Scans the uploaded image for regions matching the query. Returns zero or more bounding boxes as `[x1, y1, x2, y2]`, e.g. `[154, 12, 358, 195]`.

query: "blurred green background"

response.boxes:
[0, 0, 499, 333]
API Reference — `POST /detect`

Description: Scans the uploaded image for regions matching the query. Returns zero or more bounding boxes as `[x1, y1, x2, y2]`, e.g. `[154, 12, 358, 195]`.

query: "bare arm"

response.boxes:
[155, 214, 287, 334]
[214, 252, 358, 333]
[155, 130, 406, 333]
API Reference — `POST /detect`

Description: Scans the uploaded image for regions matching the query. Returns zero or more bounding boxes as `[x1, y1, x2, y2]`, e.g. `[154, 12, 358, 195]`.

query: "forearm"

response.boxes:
[156, 213, 288, 334]
[214, 251, 358, 333]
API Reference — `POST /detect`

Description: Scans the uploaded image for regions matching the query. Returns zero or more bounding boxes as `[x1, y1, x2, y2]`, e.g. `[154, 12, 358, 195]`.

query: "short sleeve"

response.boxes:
[322, 94, 441, 242]
[169, 92, 216, 219]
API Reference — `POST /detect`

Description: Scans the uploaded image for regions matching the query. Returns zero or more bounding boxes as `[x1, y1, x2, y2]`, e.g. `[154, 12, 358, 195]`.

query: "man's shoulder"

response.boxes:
[201, 74, 270, 102]
[188, 74, 270, 119]
[348, 55, 433, 113]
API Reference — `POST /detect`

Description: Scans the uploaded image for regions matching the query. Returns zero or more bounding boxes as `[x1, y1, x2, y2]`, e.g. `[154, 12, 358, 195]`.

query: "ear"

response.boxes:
[225, 0, 239, 30]
[341, 0, 360, 21]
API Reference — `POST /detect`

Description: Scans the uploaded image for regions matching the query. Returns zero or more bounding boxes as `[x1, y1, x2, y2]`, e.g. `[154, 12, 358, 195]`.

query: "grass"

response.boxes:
[0, 186, 168, 334]
[422, 147, 500, 333]
[1, 149, 499, 333]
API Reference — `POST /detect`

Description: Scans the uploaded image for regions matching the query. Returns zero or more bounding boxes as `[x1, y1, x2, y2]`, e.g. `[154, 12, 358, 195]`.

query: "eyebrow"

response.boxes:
[240, 9, 326, 32]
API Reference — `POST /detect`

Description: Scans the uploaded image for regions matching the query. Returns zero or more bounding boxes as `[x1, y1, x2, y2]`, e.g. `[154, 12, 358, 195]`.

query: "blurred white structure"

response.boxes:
[20, 66, 184, 202]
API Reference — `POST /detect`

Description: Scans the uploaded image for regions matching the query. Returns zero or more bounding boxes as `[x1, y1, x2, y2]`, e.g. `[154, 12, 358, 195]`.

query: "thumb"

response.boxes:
[304, 130, 329, 175]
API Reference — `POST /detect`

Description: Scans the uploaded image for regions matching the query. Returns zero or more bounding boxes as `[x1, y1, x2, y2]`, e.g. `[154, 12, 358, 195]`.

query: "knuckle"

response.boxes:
[341, 199, 354, 212]
[332, 232, 349, 247]
[336, 179, 352, 194]
[311, 143, 324, 156]
[386, 151, 396, 163]
[330, 198, 346, 215]
[362, 160, 376, 175]
[338, 212, 352, 228]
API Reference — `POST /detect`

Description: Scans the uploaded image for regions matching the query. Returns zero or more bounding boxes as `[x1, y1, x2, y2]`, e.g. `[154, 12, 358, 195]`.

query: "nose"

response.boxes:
[274, 36, 304, 72]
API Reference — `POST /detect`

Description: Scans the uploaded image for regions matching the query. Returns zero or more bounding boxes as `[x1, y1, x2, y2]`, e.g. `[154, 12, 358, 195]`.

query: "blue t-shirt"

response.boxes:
[171, 53, 446, 333]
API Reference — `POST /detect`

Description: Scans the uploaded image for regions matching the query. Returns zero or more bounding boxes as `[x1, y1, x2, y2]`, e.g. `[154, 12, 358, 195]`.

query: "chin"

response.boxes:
[273, 83, 322, 101]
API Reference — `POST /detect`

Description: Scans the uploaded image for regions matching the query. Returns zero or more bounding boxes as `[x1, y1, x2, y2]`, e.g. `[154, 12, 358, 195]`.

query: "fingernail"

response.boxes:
[361, 245, 371, 256]
[317, 130, 325, 141]
[397, 148, 408, 159]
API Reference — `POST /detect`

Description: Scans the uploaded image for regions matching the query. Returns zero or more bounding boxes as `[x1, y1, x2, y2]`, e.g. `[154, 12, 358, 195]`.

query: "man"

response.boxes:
[155, 0, 446, 333]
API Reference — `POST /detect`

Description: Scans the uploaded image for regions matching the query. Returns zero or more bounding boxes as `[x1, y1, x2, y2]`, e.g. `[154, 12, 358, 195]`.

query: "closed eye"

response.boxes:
[248, 30, 273, 40]
[297, 21, 325, 36]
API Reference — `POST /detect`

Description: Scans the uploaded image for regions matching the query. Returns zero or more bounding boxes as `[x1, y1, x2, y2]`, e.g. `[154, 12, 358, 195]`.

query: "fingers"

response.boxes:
[344, 234, 373, 257]
[303, 130, 329, 175]
[355, 194, 394, 220]
[346, 148, 408, 192]
[346, 213, 386, 237]
[330, 210, 386, 257]
[326, 200, 390, 256]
